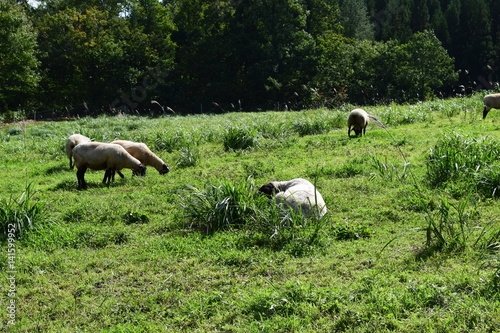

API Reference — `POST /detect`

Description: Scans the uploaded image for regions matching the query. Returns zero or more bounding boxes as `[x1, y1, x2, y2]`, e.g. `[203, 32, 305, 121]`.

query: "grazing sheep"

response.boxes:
[65, 134, 91, 169]
[72, 142, 146, 189]
[259, 178, 327, 219]
[347, 109, 385, 137]
[111, 140, 170, 175]
[483, 93, 500, 119]
[347, 109, 369, 137]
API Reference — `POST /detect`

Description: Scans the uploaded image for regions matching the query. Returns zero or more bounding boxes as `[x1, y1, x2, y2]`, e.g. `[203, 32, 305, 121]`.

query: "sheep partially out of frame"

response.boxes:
[72, 142, 146, 189]
[259, 178, 327, 219]
[65, 134, 91, 169]
[483, 93, 500, 119]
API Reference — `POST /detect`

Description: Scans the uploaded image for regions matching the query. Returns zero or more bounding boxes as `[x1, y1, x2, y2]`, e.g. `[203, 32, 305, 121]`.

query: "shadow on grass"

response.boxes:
[45, 164, 68, 175]
[52, 178, 128, 191]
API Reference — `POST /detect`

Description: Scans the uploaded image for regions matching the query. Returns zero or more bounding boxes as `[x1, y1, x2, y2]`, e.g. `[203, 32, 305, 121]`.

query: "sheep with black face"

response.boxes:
[259, 178, 327, 219]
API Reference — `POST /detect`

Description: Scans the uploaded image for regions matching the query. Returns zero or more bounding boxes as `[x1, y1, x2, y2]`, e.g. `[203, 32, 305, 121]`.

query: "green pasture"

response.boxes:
[0, 94, 499, 332]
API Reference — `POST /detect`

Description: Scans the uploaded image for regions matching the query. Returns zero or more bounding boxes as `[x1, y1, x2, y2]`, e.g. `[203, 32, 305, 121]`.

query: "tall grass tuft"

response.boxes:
[154, 132, 191, 152]
[291, 118, 330, 137]
[0, 184, 45, 240]
[423, 195, 482, 253]
[176, 145, 199, 168]
[223, 127, 258, 151]
[179, 180, 259, 233]
[475, 164, 500, 198]
[426, 133, 500, 188]
[178, 178, 328, 255]
[370, 156, 409, 182]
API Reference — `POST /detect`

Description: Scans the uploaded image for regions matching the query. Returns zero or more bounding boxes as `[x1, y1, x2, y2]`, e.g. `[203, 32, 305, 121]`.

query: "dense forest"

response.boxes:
[0, 0, 498, 116]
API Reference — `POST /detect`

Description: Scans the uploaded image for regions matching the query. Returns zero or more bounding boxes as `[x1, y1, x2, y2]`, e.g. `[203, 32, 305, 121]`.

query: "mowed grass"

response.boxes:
[1, 94, 499, 332]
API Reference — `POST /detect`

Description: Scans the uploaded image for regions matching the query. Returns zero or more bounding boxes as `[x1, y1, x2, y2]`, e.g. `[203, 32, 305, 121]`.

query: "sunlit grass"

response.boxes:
[0, 94, 499, 332]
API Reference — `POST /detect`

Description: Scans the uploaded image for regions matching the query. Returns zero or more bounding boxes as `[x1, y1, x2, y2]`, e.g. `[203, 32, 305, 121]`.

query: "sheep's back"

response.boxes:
[484, 94, 500, 107]
[73, 142, 131, 170]
[112, 140, 150, 161]
[348, 109, 369, 128]
[66, 134, 91, 156]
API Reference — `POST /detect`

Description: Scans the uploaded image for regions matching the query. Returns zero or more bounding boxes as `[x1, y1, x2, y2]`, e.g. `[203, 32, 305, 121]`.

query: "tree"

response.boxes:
[0, 0, 39, 112]
[338, 0, 375, 40]
[456, 0, 494, 85]
[392, 30, 458, 100]
[380, 0, 413, 42]
[34, 0, 175, 115]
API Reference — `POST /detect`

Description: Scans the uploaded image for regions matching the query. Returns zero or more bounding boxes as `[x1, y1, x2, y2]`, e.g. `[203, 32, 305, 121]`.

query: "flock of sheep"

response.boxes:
[65, 134, 170, 190]
[65, 93, 500, 219]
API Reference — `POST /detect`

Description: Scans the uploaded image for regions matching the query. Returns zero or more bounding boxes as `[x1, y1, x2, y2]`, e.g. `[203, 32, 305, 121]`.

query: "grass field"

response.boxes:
[1, 94, 499, 332]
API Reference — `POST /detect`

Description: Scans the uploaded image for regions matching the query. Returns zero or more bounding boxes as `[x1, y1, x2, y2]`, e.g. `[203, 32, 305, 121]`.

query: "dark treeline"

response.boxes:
[0, 0, 498, 117]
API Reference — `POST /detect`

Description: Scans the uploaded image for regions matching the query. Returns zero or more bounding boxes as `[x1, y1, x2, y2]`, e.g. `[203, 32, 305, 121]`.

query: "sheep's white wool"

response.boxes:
[73, 142, 145, 189]
[262, 178, 327, 219]
[65, 134, 91, 169]
[111, 140, 170, 175]
[483, 93, 500, 119]
[347, 108, 369, 137]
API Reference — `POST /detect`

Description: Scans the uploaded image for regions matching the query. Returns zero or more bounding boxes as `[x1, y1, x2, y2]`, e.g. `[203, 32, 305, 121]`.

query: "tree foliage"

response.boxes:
[0, 0, 39, 110]
[0, 0, 497, 116]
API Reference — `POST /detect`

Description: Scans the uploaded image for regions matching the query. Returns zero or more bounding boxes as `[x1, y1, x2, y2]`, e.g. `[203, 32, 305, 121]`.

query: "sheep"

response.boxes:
[259, 178, 327, 219]
[111, 140, 170, 176]
[482, 93, 500, 119]
[347, 108, 385, 137]
[72, 142, 146, 189]
[65, 134, 91, 169]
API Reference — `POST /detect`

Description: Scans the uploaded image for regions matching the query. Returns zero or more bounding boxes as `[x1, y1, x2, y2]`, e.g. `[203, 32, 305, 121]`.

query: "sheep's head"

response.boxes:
[159, 164, 170, 175]
[258, 183, 277, 198]
[134, 165, 147, 177]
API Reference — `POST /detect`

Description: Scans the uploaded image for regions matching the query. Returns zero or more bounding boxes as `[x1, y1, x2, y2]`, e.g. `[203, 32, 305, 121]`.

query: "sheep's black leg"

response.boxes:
[102, 169, 109, 184]
[103, 168, 116, 185]
[483, 106, 491, 119]
[77, 167, 87, 190]
[116, 170, 125, 179]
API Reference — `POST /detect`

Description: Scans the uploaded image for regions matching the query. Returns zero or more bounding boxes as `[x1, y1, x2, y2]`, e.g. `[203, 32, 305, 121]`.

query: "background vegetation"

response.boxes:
[1, 0, 498, 116]
[0, 94, 499, 331]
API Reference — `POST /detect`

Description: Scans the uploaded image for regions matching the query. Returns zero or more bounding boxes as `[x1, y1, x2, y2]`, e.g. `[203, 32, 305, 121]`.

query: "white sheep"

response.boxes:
[72, 142, 146, 189]
[347, 108, 385, 137]
[65, 134, 91, 169]
[259, 178, 327, 219]
[111, 140, 170, 176]
[483, 93, 500, 119]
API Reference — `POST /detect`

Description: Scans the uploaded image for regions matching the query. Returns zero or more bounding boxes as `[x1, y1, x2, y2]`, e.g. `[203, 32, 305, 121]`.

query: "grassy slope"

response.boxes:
[1, 94, 499, 332]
